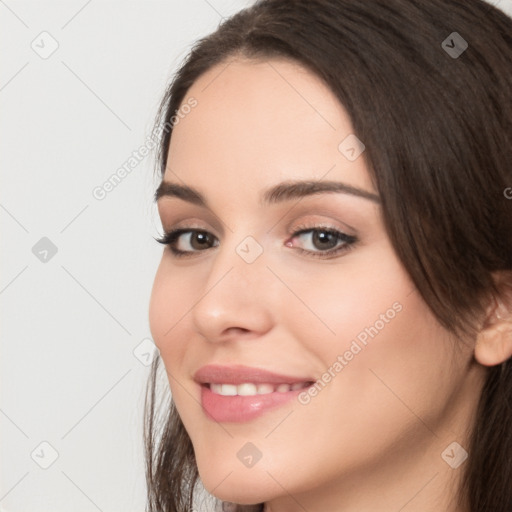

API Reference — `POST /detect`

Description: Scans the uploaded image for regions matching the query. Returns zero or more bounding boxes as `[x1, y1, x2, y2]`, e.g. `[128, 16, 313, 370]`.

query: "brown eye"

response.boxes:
[311, 230, 339, 250]
[288, 227, 357, 259]
[189, 231, 215, 250]
[155, 229, 219, 256]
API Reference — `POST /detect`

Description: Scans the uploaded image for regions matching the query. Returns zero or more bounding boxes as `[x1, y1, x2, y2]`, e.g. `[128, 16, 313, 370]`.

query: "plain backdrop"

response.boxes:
[1, 1, 511, 511]
[0, 2, 253, 511]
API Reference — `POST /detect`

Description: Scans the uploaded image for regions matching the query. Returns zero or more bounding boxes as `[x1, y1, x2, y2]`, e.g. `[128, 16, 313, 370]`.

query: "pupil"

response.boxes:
[313, 231, 337, 250]
[192, 232, 211, 249]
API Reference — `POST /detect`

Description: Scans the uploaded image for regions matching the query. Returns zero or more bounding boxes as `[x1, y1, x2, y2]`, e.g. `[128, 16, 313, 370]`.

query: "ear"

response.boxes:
[474, 272, 512, 367]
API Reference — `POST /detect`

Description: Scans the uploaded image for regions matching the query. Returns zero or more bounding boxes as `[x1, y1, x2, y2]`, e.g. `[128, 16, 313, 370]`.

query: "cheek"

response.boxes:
[292, 276, 460, 450]
[148, 261, 203, 423]
[148, 258, 195, 365]
[148, 260, 171, 350]
[278, 246, 459, 431]
[278, 245, 414, 355]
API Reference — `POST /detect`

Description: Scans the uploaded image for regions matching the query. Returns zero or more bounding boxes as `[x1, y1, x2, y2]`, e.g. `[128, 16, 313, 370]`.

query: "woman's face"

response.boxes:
[149, 58, 485, 509]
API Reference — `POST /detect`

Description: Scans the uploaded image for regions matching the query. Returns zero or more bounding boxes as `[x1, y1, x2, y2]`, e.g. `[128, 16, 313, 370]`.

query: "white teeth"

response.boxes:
[210, 383, 223, 394]
[257, 384, 274, 394]
[237, 383, 258, 396]
[209, 382, 303, 396]
[216, 384, 237, 396]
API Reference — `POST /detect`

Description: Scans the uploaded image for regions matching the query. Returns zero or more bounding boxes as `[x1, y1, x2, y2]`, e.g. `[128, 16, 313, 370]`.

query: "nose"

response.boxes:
[190, 238, 275, 343]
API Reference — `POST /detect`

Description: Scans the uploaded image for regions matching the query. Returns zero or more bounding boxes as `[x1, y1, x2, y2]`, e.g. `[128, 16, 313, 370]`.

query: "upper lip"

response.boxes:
[193, 364, 314, 385]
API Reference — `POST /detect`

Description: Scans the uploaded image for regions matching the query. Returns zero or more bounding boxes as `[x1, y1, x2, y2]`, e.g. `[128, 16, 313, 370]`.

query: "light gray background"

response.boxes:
[2, 1, 511, 511]
[1, 2, 253, 511]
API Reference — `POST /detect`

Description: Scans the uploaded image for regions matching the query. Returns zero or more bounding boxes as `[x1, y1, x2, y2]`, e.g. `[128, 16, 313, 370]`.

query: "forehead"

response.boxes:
[164, 57, 375, 197]
[187, 56, 345, 125]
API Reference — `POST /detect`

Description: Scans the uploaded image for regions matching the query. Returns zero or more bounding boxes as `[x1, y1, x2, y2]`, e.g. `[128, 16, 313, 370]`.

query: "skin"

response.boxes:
[148, 57, 495, 512]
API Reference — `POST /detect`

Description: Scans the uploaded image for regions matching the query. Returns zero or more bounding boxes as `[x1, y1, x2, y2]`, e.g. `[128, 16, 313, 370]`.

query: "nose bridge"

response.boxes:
[190, 232, 274, 340]
[209, 228, 269, 290]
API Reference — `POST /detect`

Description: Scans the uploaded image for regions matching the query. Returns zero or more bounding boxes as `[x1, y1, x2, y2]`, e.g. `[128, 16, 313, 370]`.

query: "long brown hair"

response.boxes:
[145, 1, 512, 510]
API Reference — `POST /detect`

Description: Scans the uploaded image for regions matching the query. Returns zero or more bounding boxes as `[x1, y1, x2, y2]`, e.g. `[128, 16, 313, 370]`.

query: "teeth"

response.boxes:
[257, 384, 274, 394]
[238, 383, 258, 396]
[210, 383, 237, 396]
[209, 382, 305, 396]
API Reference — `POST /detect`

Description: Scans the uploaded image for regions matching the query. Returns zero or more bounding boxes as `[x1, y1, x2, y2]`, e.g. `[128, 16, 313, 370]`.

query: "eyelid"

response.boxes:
[159, 209, 223, 236]
[287, 215, 357, 238]
[161, 218, 210, 231]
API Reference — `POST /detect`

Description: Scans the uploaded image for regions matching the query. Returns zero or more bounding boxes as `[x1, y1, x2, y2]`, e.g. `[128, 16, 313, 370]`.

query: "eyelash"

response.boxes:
[154, 226, 358, 260]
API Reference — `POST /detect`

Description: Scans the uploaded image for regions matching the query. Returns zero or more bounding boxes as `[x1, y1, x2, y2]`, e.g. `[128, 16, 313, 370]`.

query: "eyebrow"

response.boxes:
[154, 179, 380, 206]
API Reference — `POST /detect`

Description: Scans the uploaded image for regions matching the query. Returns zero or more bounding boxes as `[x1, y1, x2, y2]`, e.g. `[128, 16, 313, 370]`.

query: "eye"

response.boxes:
[286, 227, 357, 258]
[154, 229, 218, 257]
[154, 226, 357, 260]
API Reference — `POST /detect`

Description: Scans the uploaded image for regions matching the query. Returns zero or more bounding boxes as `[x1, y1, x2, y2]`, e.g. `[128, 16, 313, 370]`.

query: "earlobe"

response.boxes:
[474, 276, 512, 367]
[474, 322, 512, 366]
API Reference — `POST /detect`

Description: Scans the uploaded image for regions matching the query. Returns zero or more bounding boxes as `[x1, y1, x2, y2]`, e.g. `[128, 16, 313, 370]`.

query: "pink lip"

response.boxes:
[193, 364, 312, 385]
[194, 364, 314, 423]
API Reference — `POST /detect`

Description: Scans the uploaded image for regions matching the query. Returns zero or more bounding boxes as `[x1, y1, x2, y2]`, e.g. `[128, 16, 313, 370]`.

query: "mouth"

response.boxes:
[194, 364, 315, 423]
[206, 381, 311, 396]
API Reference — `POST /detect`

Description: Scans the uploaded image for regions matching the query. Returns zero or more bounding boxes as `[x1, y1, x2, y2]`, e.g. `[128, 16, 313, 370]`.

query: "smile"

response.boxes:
[194, 364, 315, 422]
[208, 382, 311, 396]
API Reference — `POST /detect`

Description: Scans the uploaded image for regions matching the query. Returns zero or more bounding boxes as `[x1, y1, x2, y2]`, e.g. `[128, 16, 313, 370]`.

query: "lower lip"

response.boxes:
[200, 384, 309, 423]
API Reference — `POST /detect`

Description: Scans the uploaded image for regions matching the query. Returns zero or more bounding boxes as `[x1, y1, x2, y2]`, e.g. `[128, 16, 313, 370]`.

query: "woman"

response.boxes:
[146, 1, 512, 511]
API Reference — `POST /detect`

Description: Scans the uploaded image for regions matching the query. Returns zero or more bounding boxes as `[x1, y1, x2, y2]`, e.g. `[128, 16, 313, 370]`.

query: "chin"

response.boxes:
[205, 482, 266, 506]
[197, 461, 275, 505]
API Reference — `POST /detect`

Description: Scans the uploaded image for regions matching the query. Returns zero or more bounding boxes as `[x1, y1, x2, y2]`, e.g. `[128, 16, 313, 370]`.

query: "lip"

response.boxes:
[194, 364, 312, 385]
[194, 364, 314, 423]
